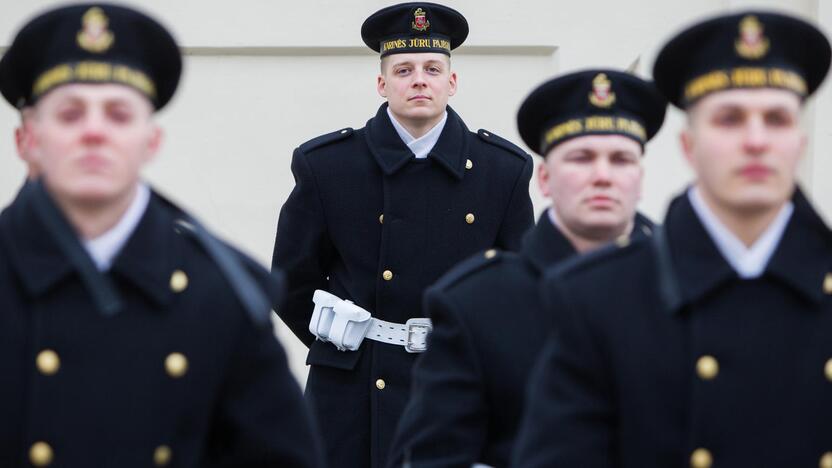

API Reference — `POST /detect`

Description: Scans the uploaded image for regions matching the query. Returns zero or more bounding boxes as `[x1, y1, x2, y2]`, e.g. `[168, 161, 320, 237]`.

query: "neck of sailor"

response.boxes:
[555, 211, 634, 254]
[396, 111, 445, 140]
[54, 183, 140, 240]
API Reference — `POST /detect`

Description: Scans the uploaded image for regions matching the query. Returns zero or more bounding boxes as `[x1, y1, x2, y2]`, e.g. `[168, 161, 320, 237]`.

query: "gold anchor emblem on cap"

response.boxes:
[735, 15, 769, 60]
[77, 7, 115, 53]
[589, 73, 616, 108]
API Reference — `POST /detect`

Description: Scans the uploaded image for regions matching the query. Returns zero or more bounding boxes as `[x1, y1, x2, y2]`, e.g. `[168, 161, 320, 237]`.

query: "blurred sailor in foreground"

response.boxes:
[388, 68, 665, 468]
[513, 10, 832, 468]
[0, 3, 323, 467]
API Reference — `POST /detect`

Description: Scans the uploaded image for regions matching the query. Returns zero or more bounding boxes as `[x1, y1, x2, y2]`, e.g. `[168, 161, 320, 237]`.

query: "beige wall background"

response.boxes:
[0, 0, 828, 383]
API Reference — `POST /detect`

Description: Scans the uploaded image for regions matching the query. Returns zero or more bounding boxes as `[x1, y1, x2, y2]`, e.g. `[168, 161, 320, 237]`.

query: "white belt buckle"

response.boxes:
[404, 318, 432, 353]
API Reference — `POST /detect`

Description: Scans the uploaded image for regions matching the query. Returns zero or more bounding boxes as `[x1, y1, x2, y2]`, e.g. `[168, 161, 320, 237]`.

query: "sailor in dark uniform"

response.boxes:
[0, 4, 323, 467]
[271, 3, 534, 467]
[387, 69, 666, 468]
[512, 10, 832, 468]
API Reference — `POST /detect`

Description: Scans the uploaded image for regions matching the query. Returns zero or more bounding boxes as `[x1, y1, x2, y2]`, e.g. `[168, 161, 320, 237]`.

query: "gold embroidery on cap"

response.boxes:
[735, 15, 770, 60]
[589, 73, 616, 108]
[380, 37, 450, 54]
[77, 7, 115, 53]
[32, 61, 157, 99]
[683, 67, 806, 103]
[412, 7, 430, 32]
[542, 116, 645, 150]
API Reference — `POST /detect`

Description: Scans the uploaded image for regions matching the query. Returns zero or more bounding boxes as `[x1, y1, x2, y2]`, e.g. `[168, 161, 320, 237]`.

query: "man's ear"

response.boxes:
[377, 74, 387, 98]
[143, 124, 163, 164]
[680, 127, 696, 170]
[537, 159, 551, 198]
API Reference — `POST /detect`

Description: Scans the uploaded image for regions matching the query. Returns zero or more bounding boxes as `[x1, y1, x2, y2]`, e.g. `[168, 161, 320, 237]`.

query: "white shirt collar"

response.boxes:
[688, 186, 793, 279]
[386, 107, 448, 159]
[83, 183, 151, 271]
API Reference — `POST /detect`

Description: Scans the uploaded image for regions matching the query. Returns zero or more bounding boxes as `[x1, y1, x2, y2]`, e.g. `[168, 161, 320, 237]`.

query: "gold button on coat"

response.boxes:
[29, 441, 53, 467]
[165, 353, 188, 378]
[825, 358, 832, 382]
[825, 273, 832, 294]
[36, 349, 60, 376]
[375, 379, 386, 390]
[382, 270, 393, 281]
[696, 355, 719, 380]
[465, 213, 475, 224]
[465, 159, 473, 170]
[615, 235, 630, 247]
[169, 270, 188, 293]
[154, 445, 172, 466]
[484, 249, 497, 259]
[379, 214, 384, 224]
[820, 452, 832, 468]
[690, 448, 713, 468]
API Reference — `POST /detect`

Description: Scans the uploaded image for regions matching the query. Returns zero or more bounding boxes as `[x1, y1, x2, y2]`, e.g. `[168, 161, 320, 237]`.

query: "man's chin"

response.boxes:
[575, 216, 630, 239]
[403, 105, 442, 118]
[53, 182, 126, 207]
[721, 187, 793, 215]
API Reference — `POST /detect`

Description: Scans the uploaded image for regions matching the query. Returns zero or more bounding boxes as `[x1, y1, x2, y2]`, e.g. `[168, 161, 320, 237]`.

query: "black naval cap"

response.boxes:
[0, 3, 182, 111]
[517, 69, 667, 157]
[361, 2, 468, 58]
[653, 11, 831, 109]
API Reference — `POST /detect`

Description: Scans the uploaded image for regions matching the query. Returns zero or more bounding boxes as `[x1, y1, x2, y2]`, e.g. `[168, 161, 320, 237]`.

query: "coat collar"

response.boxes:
[108, 191, 179, 308]
[521, 212, 576, 273]
[764, 189, 832, 304]
[522, 211, 655, 273]
[1, 184, 75, 298]
[364, 103, 470, 179]
[665, 188, 832, 311]
[0, 185, 179, 310]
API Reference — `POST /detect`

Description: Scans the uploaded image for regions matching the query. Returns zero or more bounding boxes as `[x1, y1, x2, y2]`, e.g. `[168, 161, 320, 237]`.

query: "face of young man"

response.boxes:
[377, 52, 457, 128]
[681, 88, 806, 217]
[24, 83, 161, 208]
[539, 134, 644, 240]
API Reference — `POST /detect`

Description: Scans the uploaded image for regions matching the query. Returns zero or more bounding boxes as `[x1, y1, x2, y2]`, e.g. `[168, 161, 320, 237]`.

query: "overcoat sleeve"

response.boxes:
[387, 286, 488, 467]
[272, 147, 334, 347]
[204, 313, 326, 468]
[511, 275, 616, 468]
[495, 156, 534, 251]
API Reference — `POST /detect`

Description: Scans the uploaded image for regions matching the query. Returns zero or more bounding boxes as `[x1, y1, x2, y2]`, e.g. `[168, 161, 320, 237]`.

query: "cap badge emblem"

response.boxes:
[735, 15, 769, 59]
[589, 73, 616, 108]
[412, 8, 430, 32]
[77, 7, 114, 53]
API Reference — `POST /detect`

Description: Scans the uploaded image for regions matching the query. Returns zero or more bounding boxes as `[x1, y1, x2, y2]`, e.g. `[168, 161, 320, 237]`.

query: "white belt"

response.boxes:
[309, 290, 432, 353]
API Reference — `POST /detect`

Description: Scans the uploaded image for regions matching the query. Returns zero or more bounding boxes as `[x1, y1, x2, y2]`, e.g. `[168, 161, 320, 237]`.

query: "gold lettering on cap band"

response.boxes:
[380, 36, 451, 54]
[542, 115, 646, 152]
[33, 61, 157, 100]
[683, 67, 807, 104]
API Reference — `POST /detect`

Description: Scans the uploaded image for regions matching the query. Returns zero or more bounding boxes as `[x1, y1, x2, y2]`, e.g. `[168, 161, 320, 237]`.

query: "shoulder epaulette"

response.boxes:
[432, 248, 507, 291]
[299, 128, 354, 153]
[477, 129, 530, 161]
[546, 234, 648, 280]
